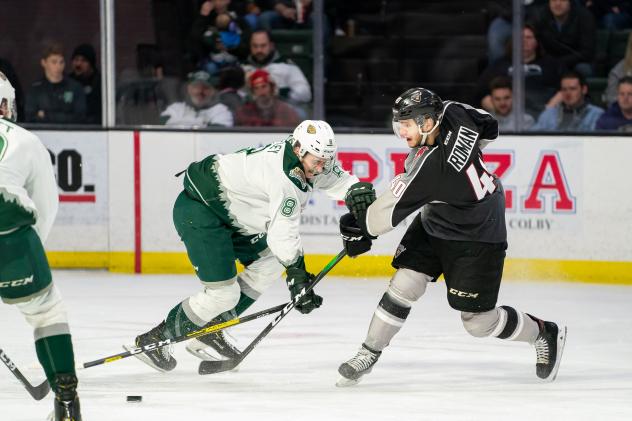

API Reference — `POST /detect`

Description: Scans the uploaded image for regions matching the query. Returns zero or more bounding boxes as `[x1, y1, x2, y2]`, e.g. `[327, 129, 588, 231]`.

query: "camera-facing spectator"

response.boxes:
[488, 76, 535, 131]
[477, 25, 563, 118]
[596, 76, 632, 131]
[242, 30, 311, 105]
[69, 43, 101, 124]
[532, 70, 604, 131]
[236, 68, 300, 126]
[604, 31, 632, 106]
[530, 0, 596, 77]
[160, 70, 233, 127]
[25, 43, 86, 124]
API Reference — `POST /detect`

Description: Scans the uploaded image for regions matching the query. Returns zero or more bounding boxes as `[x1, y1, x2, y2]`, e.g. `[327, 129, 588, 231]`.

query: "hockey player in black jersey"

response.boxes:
[337, 88, 567, 387]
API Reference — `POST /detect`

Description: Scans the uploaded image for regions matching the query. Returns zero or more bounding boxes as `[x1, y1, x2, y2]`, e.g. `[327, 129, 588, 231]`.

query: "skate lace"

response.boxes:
[534, 335, 549, 364]
[347, 348, 378, 372]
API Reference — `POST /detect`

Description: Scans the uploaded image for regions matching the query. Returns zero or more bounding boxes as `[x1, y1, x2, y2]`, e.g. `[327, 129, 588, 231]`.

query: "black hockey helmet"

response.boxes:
[392, 88, 443, 125]
[392, 88, 443, 145]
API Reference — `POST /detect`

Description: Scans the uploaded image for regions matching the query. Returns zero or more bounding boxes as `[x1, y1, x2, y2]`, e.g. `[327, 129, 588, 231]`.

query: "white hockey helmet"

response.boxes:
[0, 71, 16, 121]
[292, 120, 337, 161]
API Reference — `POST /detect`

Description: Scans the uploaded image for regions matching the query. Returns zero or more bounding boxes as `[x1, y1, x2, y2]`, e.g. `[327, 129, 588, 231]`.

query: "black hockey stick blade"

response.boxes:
[197, 358, 239, 375]
[199, 250, 346, 375]
[82, 302, 286, 369]
[0, 348, 51, 401]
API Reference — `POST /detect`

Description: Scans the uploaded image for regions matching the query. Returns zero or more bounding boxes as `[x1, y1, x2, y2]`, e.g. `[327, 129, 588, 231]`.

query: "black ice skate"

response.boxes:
[127, 321, 177, 372]
[186, 317, 242, 362]
[52, 373, 81, 421]
[532, 319, 567, 382]
[336, 344, 382, 387]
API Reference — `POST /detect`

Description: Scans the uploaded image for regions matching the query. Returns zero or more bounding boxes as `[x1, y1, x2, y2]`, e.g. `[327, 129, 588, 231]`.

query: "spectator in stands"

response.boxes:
[216, 66, 246, 116]
[187, 0, 252, 74]
[0, 57, 24, 121]
[476, 25, 563, 118]
[581, 0, 632, 30]
[488, 76, 535, 131]
[530, 0, 596, 77]
[532, 70, 604, 131]
[596, 76, 632, 131]
[605, 31, 632, 105]
[161, 70, 233, 127]
[485, 0, 547, 64]
[259, 0, 312, 30]
[242, 30, 311, 106]
[25, 43, 86, 124]
[69, 43, 101, 124]
[236, 68, 300, 126]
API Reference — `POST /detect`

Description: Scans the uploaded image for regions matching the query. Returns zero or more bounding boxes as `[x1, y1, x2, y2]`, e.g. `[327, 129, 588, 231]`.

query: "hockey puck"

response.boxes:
[126, 395, 142, 403]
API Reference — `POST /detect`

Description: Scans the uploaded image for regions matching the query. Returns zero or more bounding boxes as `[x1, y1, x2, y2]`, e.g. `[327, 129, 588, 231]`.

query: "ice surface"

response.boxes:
[1, 271, 631, 420]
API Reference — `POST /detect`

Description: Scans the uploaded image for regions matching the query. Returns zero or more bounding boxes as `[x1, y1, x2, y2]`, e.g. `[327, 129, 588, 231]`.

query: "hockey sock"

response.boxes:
[164, 302, 204, 338]
[233, 292, 256, 316]
[492, 306, 540, 344]
[364, 292, 411, 351]
[34, 334, 76, 389]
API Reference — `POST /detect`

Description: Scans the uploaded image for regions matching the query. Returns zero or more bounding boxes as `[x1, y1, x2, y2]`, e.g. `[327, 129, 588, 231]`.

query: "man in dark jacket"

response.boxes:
[25, 43, 86, 124]
[596, 76, 632, 131]
[530, 0, 596, 77]
[69, 44, 101, 124]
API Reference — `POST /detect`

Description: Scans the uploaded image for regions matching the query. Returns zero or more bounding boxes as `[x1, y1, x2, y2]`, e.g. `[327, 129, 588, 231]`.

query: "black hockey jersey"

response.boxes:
[365, 101, 507, 243]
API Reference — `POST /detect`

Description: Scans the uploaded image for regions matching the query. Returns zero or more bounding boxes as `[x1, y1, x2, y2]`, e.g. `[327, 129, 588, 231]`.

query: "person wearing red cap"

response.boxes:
[236, 68, 300, 127]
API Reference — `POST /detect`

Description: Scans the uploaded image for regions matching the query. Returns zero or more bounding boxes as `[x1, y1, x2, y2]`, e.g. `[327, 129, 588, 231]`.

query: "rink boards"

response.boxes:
[35, 130, 632, 284]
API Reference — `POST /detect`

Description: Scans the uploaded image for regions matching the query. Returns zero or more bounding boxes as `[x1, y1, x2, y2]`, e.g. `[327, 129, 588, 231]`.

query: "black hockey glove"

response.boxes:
[340, 213, 372, 258]
[285, 261, 323, 314]
[344, 182, 376, 221]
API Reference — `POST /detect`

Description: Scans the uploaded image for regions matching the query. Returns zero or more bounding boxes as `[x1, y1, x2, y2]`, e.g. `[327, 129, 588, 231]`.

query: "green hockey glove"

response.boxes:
[345, 182, 376, 221]
[285, 266, 323, 314]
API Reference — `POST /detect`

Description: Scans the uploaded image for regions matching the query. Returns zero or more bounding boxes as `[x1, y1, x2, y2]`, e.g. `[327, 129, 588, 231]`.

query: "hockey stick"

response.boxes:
[199, 250, 346, 375]
[0, 347, 50, 401]
[82, 302, 287, 369]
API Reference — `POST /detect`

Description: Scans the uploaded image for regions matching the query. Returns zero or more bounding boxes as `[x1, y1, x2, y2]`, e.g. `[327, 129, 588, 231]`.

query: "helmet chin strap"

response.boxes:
[417, 119, 440, 146]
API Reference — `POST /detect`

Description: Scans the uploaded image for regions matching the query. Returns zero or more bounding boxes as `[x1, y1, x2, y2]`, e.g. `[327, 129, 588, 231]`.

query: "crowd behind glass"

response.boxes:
[1, 0, 631, 132]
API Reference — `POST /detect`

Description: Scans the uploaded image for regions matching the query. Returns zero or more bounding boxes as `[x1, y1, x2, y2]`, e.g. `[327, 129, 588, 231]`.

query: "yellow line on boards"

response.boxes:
[46, 252, 632, 285]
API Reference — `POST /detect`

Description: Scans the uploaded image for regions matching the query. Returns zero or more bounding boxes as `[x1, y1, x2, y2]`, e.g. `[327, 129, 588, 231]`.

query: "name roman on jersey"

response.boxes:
[447, 126, 479, 172]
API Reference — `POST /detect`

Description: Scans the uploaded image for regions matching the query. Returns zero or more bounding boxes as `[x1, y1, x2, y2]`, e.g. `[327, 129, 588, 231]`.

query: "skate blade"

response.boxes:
[545, 325, 567, 382]
[123, 344, 170, 373]
[186, 341, 225, 362]
[185, 340, 240, 372]
[336, 376, 362, 387]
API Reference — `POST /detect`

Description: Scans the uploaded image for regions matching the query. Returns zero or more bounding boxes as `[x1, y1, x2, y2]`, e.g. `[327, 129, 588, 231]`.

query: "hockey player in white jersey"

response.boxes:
[132, 120, 361, 372]
[0, 72, 81, 420]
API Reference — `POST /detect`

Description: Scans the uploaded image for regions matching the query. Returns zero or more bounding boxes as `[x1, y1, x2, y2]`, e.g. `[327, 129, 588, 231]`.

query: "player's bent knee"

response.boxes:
[461, 309, 501, 337]
[188, 279, 240, 321]
[388, 268, 430, 305]
[240, 251, 284, 298]
[15, 285, 68, 329]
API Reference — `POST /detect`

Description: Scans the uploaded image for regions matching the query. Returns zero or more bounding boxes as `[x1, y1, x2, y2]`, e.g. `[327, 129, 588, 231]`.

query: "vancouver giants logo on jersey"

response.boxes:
[447, 126, 479, 172]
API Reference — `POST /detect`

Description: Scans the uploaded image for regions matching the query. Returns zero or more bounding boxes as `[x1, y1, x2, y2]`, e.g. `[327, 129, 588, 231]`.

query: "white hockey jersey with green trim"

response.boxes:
[184, 139, 358, 266]
[0, 118, 58, 240]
